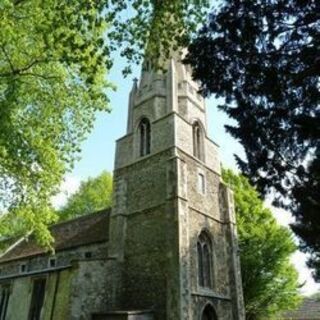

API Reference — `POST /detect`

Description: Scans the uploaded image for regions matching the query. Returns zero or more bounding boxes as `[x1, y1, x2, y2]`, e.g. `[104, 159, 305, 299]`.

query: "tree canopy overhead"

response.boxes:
[223, 169, 301, 320]
[185, 0, 320, 280]
[0, 0, 208, 245]
[0, 0, 112, 245]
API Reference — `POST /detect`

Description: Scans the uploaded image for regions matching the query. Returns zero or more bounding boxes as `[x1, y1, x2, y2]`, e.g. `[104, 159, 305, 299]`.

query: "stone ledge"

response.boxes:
[97, 310, 152, 315]
[0, 264, 72, 281]
[191, 290, 232, 301]
[92, 310, 153, 320]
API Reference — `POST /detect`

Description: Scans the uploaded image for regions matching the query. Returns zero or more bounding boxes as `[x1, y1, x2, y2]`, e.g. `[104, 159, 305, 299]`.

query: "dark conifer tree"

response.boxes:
[185, 0, 320, 280]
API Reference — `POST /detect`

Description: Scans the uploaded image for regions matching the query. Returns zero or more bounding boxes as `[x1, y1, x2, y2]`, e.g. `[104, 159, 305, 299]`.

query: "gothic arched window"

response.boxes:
[139, 118, 151, 157]
[201, 304, 217, 320]
[193, 121, 204, 161]
[197, 231, 213, 288]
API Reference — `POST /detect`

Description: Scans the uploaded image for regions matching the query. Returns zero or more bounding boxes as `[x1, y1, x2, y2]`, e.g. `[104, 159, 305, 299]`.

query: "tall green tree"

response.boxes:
[185, 0, 320, 281]
[223, 169, 301, 320]
[58, 171, 112, 221]
[0, 0, 208, 245]
[0, 0, 112, 245]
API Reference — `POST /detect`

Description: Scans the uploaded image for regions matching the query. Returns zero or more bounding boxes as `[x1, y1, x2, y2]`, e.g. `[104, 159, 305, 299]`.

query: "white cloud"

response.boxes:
[265, 201, 295, 227]
[51, 175, 80, 209]
[291, 251, 320, 295]
[265, 199, 320, 296]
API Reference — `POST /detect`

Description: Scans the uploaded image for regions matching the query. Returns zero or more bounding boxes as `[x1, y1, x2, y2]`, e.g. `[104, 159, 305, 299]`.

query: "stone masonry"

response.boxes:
[108, 52, 245, 320]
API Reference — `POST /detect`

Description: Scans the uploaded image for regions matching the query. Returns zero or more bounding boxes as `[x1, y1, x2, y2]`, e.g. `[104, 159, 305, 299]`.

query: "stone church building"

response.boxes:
[0, 53, 245, 320]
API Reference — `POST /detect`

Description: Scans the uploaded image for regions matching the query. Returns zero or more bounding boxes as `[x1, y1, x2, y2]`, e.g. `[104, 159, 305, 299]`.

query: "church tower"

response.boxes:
[108, 53, 245, 320]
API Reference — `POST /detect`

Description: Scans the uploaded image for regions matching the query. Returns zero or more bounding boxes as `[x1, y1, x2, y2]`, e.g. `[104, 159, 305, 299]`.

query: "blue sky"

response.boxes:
[55, 53, 319, 296]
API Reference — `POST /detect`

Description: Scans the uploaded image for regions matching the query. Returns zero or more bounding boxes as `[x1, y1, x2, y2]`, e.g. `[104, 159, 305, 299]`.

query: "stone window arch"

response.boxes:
[201, 303, 218, 320]
[138, 118, 151, 157]
[197, 230, 213, 288]
[192, 121, 204, 161]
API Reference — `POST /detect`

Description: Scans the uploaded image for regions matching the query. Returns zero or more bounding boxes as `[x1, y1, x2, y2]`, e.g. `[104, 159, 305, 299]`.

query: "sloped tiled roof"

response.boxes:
[281, 297, 320, 319]
[0, 209, 110, 263]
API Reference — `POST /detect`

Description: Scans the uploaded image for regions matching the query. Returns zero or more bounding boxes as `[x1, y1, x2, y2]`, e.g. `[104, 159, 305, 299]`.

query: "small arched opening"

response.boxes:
[201, 304, 217, 320]
[192, 121, 204, 161]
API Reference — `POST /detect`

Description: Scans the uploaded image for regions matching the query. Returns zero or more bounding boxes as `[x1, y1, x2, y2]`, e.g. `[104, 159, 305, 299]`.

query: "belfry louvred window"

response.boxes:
[139, 118, 151, 157]
[197, 231, 213, 288]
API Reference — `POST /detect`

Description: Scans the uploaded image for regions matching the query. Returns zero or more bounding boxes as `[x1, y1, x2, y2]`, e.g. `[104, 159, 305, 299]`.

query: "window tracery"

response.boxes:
[197, 231, 213, 288]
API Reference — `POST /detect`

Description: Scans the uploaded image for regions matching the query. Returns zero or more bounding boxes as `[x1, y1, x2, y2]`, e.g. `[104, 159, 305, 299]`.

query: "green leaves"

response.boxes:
[58, 171, 113, 221]
[0, 0, 112, 246]
[105, 0, 209, 73]
[223, 169, 301, 320]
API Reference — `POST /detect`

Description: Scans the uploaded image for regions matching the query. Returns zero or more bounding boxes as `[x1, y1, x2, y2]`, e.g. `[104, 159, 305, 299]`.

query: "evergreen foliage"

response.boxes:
[223, 169, 301, 320]
[185, 0, 320, 280]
